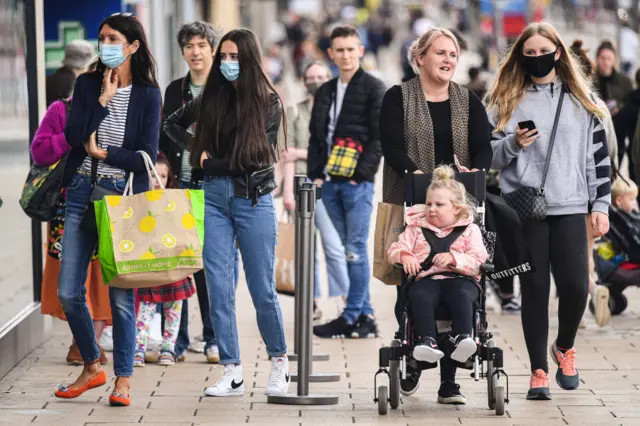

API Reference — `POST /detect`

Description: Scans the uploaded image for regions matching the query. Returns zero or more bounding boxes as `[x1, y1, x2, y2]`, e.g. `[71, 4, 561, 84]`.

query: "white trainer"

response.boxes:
[265, 356, 290, 396]
[204, 364, 245, 397]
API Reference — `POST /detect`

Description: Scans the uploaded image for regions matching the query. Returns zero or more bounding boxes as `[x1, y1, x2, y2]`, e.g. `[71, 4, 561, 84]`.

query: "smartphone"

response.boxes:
[518, 120, 537, 135]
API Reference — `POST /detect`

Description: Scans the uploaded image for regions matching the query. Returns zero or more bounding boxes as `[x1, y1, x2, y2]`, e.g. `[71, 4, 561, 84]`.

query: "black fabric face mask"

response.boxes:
[521, 50, 558, 78]
[306, 82, 320, 96]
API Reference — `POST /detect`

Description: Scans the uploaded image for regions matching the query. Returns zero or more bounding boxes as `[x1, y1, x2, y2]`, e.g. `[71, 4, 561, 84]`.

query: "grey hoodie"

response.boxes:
[489, 80, 611, 216]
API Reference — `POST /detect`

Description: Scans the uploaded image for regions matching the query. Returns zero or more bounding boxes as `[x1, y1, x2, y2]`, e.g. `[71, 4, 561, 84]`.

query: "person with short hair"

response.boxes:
[593, 40, 633, 116]
[46, 39, 95, 106]
[309, 25, 386, 340]
[379, 26, 493, 404]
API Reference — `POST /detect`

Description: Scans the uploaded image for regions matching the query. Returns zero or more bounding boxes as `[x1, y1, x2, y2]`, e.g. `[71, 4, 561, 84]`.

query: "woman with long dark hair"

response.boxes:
[164, 28, 289, 397]
[54, 13, 161, 407]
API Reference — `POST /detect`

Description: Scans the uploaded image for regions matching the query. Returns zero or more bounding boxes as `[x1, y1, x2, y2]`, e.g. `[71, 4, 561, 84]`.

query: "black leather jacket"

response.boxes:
[163, 94, 282, 206]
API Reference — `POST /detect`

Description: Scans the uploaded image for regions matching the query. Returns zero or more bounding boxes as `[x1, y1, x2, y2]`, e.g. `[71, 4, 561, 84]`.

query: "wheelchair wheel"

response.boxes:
[486, 340, 495, 410]
[611, 293, 628, 315]
[495, 386, 505, 416]
[378, 386, 388, 415]
[389, 360, 400, 409]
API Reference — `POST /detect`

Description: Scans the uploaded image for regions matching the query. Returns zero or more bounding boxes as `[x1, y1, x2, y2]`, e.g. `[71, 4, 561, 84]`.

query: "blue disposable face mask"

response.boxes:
[99, 44, 129, 68]
[220, 60, 240, 81]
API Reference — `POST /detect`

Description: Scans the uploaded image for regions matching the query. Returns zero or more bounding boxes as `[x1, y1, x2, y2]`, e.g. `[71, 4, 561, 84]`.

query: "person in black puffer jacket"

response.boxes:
[309, 25, 386, 340]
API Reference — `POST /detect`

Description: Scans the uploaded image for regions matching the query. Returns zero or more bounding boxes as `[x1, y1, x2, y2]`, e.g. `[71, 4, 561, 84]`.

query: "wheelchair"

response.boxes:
[374, 171, 509, 416]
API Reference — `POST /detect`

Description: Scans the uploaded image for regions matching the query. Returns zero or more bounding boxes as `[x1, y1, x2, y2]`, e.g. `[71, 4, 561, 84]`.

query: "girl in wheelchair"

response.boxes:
[388, 166, 489, 364]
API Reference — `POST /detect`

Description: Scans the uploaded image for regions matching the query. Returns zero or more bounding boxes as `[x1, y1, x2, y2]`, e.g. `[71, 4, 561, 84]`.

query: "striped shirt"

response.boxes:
[80, 85, 132, 177]
[180, 83, 204, 184]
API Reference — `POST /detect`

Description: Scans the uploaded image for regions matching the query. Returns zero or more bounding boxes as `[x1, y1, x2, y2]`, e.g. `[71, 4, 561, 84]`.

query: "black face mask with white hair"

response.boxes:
[306, 82, 320, 96]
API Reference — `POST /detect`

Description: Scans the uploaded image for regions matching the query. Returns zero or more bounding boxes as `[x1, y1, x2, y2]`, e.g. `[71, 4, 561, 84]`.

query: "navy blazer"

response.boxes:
[62, 72, 162, 194]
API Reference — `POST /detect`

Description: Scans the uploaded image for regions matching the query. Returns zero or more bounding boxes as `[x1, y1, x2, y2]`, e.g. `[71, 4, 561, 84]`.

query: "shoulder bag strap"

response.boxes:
[539, 86, 566, 193]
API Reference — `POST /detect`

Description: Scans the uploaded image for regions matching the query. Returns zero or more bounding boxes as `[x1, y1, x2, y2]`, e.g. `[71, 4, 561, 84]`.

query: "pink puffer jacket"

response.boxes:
[387, 205, 488, 281]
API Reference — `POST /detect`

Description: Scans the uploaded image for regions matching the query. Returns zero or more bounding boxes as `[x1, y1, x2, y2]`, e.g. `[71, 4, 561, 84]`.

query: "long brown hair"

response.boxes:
[190, 28, 286, 171]
[486, 22, 605, 132]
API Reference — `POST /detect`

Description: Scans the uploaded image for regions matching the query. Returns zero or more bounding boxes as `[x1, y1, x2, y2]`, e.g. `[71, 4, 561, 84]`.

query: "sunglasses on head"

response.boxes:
[111, 12, 136, 20]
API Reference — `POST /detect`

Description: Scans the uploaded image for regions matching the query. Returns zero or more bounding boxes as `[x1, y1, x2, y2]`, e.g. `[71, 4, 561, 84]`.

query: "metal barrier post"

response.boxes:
[268, 183, 339, 405]
[286, 175, 330, 364]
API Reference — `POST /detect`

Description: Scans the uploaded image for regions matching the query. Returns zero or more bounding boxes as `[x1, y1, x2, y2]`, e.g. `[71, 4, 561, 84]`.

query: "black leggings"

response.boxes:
[520, 214, 588, 372]
[409, 276, 479, 339]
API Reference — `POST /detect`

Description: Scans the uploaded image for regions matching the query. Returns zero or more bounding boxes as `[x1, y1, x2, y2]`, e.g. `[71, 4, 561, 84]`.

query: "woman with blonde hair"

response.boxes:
[380, 27, 492, 404]
[487, 22, 611, 400]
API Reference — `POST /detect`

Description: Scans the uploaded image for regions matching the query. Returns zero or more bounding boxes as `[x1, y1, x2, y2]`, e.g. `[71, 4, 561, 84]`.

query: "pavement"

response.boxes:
[3, 19, 640, 426]
[1, 168, 640, 426]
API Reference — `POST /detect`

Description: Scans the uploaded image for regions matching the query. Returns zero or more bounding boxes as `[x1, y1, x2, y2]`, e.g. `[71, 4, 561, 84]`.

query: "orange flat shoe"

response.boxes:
[109, 377, 130, 407]
[109, 392, 130, 406]
[55, 369, 107, 399]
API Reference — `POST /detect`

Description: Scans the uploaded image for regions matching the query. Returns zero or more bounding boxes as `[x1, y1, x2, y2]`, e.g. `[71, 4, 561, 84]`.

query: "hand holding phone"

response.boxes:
[516, 120, 539, 148]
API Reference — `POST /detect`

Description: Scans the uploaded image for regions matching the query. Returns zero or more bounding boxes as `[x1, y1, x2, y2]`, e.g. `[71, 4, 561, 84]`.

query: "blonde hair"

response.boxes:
[408, 28, 460, 75]
[612, 178, 638, 200]
[427, 165, 474, 220]
[486, 22, 606, 132]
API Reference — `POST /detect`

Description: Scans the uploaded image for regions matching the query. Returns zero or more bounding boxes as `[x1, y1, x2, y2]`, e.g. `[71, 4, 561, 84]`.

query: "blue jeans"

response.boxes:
[174, 181, 240, 356]
[314, 199, 349, 299]
[58, 173, 136, 377]
[321, 181, 375, 324]
[202, 177, 287, 364]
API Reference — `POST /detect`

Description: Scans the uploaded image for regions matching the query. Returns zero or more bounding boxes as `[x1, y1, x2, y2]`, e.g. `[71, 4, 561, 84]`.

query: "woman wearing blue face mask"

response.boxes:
[164, 28, 289, 398]
[54, 12, 161, 407]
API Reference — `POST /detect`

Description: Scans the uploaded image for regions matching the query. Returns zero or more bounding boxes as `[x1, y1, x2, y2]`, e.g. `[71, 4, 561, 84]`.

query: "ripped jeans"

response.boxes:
[321, 180, 374, 324]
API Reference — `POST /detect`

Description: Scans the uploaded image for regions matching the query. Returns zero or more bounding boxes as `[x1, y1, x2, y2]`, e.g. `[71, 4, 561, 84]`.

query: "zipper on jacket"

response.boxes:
[550, 82, 554, 98]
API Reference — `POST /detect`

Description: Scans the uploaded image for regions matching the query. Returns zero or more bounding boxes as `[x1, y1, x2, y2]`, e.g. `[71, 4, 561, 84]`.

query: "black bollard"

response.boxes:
[267, 182, 339, 405]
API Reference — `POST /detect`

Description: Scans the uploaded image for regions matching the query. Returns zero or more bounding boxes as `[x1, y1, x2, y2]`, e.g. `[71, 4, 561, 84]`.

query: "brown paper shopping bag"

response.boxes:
[373, 202, 404, 286]
[275, 213, 296, 295]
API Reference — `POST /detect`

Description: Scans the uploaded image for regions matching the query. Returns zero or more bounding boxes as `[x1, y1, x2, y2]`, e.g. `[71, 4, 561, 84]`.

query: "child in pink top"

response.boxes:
[388, 165, 488, 364]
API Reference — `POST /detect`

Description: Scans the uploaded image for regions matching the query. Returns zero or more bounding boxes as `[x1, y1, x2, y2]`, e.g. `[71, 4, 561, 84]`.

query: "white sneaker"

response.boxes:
[265, 356, 290, 396]
[99, 327, 113, 352]
[188, 336, 206, 354]
[204, 364, 245, 397]
[205, 345, 220, 364]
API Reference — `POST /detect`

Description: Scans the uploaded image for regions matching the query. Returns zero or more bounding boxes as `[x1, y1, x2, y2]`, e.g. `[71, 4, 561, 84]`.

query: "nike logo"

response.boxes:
[231, 380, 243, 389]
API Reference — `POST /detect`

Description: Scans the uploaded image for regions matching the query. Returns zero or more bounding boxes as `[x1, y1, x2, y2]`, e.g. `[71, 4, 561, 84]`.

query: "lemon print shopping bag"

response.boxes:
[94, 151, 205, 288]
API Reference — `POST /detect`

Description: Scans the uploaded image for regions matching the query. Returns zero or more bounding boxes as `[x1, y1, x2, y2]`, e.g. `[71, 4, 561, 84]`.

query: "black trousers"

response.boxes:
[520, 214, 588, 372]
[409, 276, 479, 339]
[395, 286, 460, 382]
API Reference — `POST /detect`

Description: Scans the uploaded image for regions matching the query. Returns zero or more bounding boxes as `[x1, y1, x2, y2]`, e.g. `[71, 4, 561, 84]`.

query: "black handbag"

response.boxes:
[502, 87, 565, 221]
[79, 157, 122, 234]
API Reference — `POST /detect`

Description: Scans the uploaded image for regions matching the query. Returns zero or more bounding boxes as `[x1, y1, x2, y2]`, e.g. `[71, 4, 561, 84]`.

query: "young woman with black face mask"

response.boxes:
[487, 22, 611, 401]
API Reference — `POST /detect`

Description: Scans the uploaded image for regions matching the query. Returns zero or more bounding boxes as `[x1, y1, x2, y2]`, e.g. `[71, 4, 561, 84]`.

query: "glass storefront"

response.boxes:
[0, 0, 34, 329]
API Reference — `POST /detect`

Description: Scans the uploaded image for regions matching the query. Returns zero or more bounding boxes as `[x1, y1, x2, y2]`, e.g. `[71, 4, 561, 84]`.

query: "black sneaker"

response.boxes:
[413, 336, 445, 363]
[501, 297, 521, 314]
[437, 381, 466, 404]
[350, 315, 378, 338]
[449, 334, 477, 363]
[313, 316, 354, 338]
[400, 362, 421, 396]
